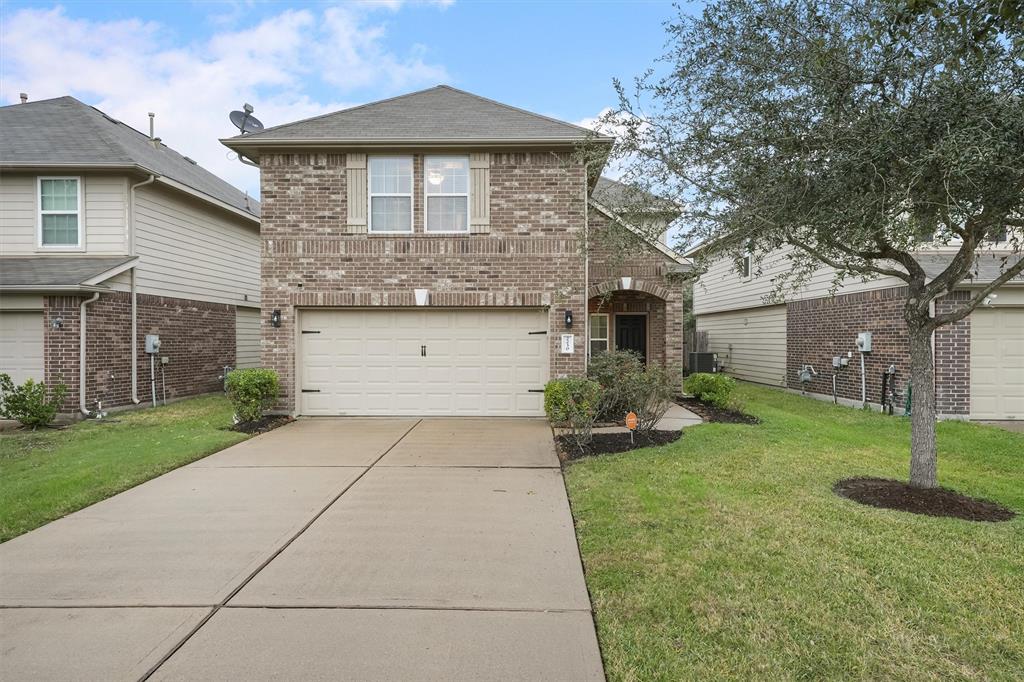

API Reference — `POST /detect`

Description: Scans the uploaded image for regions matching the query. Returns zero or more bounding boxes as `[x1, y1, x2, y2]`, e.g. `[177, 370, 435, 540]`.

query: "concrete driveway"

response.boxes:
[0, 418, 603, 681]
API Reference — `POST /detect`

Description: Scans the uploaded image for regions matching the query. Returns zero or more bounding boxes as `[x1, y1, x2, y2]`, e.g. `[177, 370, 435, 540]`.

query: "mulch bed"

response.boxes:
[833, 477, 1016, 522]
[231, 415, 294, 435]
[675, 396, 760, 424]
[557, 430, 682, 461]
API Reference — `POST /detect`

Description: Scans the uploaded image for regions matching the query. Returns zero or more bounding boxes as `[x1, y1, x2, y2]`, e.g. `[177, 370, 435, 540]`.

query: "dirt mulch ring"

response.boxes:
[557, 430, 682, 461]
[231, 415, 294, 435]
[833, 477, 1016, 522]
[675, 397, 760, 425]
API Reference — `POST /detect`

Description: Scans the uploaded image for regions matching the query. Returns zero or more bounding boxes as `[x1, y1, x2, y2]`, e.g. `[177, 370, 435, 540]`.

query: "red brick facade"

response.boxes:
[587, 209, 685, 369]
[259, 151, 596, 412]
[43, 292, 235, 413]
[785, 287, 970, 416]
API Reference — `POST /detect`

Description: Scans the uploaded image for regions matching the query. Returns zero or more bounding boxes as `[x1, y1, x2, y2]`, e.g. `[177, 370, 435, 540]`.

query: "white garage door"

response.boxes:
[970, 307, 1024, 420]
[298, 309, 549, 416]
[0, 311, 44, 385]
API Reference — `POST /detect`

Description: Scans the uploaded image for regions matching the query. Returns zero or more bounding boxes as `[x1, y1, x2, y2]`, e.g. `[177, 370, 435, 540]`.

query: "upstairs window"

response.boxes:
[425, 156, 469, 233]
[368, 156, 413, 233]
[39, 177, 81, 247]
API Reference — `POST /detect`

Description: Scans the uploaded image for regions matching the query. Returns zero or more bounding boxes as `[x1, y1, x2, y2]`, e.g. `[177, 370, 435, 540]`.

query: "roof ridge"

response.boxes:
[231, 85, 611, 141]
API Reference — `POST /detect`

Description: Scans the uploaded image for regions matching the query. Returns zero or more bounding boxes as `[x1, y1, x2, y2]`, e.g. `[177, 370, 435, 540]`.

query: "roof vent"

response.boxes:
[184, 156, 197, 165]
[148, 112, 155, 140]
[19, 93, 28, 104]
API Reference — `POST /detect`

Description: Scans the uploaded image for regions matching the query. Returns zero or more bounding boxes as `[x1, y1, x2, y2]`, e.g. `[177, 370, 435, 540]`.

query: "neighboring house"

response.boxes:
[690, 243, 1024, 420]
[221, 85, 688, 417]
[0, 96, 261, 416]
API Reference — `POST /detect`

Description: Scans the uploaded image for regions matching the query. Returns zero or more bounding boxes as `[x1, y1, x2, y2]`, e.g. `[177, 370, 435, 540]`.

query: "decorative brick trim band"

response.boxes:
[265, 237, 581, 257]
[787, 286, 910, 311]
[587, 279, 671, 301]
[263, 153, 346, 167]
[289, 291, 552, 307]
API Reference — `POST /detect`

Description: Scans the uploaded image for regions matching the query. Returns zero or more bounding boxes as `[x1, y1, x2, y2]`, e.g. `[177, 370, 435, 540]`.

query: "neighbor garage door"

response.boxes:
[0, 311, 44, 385]
[970, 307, 1024, 420]
[298, 309, 549, 416]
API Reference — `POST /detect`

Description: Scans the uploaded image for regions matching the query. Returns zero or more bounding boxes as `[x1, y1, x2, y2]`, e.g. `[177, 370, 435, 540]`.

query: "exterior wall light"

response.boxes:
[52, 317, 64, 330]
[564, 309, 574, 328]
[270, 309, 282, 328]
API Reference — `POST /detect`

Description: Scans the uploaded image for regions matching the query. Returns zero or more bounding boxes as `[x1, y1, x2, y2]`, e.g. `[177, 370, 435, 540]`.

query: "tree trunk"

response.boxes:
[907, 322, 938, 488]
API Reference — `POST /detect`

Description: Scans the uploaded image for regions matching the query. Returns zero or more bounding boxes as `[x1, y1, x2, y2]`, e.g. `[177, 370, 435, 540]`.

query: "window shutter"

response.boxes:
[469, 152, 490, 234]
[346, 153, 367, 233]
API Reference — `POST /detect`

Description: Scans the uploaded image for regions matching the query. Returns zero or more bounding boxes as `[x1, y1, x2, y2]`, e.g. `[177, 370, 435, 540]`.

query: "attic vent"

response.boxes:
[184, 156, 197, 165]
[100, 112, 120, 125]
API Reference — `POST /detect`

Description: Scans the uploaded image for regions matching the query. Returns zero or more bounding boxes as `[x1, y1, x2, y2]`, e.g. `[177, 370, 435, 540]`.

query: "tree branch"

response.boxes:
[930, 254, 1024, 328]
[785, 234, 913, 280]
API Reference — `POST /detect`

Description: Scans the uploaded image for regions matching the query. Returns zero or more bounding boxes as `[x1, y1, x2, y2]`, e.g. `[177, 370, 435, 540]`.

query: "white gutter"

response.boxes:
[129, 174, 156, 405]
[79, 292, 100, 417]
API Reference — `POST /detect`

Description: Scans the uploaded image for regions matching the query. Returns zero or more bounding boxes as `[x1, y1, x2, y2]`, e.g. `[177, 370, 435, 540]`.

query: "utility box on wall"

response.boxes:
[856, 332, 872, 353]
[145, 334, 161, 354]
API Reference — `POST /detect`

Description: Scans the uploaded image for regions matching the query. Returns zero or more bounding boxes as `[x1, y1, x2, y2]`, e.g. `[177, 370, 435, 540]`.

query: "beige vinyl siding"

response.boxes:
[0, 175, 36, 254]
[693, 245, 904, 315]
[132, 184, 260, 306]
[697, 305, 787, 386]
[0, 173, 127, 255]
[235, 307, 261, 369]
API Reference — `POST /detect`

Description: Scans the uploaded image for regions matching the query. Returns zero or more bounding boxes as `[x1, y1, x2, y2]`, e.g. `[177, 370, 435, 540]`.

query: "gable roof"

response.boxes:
[0, 96, 259, 219]
[589, 199, 689, 268]
[222, 86, 613, 153]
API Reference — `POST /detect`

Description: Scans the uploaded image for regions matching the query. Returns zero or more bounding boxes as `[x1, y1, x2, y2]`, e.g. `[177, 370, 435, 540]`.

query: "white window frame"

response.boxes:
[37, 176, 83, 250]
[423, 155, 470, 234]
[367, 156, 414, 234]
[589, 313, 610, 355]
[740, 249, 752, 282]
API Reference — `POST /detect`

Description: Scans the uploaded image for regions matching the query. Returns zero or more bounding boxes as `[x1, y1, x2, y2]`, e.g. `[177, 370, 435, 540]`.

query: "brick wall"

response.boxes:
[587, 209, 685, 369]
[785, 286, 970, 415]
[934, 291, 971, 415]
[43, 292, 235, 412]
[259, 151, 588, 412]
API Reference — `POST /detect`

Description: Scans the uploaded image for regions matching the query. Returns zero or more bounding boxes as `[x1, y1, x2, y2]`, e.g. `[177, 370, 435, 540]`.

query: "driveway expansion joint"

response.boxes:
[137, 419, 424, 682]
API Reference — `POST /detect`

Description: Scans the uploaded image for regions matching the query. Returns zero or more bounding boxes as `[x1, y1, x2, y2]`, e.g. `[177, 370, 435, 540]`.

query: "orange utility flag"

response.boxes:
[625, 412, 638, 430]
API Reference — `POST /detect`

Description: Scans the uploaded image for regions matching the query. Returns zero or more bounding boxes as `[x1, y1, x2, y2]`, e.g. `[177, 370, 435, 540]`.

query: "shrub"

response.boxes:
[629, 363, 678, 433]
[544, 377, 602, 452]
[587, 350, 645, 422]
[588, 351, 678, 433]
[0, 374, 68, 429]
[684, 372, 736, 409]
[225, 368, 280, 424]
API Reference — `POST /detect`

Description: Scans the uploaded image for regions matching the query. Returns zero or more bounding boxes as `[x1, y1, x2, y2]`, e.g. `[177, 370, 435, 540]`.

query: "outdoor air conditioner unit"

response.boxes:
[689, 352, 719, 373]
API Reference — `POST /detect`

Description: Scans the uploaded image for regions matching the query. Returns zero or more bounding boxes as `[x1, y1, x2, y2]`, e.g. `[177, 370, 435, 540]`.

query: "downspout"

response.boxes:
[79, 292, 101, 417]
[129, 174, 156, 405]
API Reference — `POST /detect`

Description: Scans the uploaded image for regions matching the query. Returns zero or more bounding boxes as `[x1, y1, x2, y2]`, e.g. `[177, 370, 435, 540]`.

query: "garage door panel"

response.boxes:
[0, 312, 44, 386]
[970, 308, 1023, 420]
[299, 309, 549, 416]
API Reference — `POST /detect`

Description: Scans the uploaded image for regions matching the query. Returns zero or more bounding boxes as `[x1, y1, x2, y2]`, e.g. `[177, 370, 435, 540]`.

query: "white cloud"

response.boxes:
[0, 4, 450, 196]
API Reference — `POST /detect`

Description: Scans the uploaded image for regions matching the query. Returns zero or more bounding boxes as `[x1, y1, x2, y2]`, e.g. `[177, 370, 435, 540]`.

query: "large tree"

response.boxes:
[594, 0, 1024, 488]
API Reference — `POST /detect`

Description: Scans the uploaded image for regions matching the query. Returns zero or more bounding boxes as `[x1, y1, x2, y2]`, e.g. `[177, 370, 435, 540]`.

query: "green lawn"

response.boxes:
[565, 384, 1024, 681]
[0, 395, 249, 542]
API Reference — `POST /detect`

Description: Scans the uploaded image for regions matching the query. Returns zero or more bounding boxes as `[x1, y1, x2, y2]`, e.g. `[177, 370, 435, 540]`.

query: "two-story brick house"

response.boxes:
[0, 96, 261, 416]
[222, 86, 688, 417]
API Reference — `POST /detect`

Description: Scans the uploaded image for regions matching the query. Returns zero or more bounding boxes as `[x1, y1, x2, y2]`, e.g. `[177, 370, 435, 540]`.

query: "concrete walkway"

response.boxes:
[592, 402, 704, 434]
[0, 418, 603, 681]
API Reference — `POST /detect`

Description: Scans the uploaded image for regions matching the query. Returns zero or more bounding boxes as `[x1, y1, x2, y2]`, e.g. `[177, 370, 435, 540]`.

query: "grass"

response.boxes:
[0, 395, 249, 542]
[564, 384, 1024, 681]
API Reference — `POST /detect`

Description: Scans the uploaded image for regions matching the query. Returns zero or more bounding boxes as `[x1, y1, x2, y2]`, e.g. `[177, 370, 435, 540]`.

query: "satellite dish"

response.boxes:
[229, 104, 264, 135]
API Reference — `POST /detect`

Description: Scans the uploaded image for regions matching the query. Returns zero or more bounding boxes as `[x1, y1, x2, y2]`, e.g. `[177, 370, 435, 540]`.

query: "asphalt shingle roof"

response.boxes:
[0, 97, 259, 217]
[0, 256, 135, 288]
[226, 86, 607, 144]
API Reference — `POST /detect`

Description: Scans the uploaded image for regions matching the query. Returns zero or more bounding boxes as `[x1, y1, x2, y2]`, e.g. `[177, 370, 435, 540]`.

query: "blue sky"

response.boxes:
[1, 1, 698, 195]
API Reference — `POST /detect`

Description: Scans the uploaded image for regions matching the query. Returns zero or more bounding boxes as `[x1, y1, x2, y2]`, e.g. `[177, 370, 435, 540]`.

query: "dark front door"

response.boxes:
[615, 315, 647, 362]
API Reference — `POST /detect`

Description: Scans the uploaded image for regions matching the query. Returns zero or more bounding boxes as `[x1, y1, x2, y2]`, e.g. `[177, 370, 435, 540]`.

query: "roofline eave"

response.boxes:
[221, 136, 614, 158]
